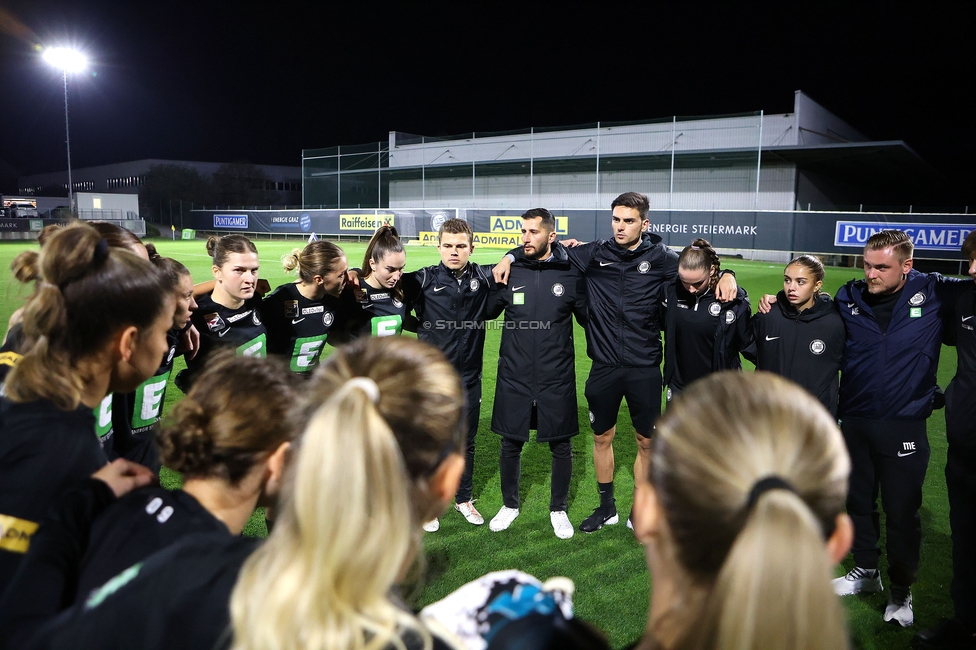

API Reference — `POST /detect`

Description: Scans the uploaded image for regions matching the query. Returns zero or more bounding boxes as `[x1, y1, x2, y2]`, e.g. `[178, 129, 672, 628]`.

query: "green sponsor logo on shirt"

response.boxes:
[94, 394, 113, 440]
[237, 333, 267, 358]
[513, 293, 525, 305]
[372, 315, 402, 337]
[131, 370, 172, 428]
[910, 307, 922, 318]
[291, 334, 328, 372]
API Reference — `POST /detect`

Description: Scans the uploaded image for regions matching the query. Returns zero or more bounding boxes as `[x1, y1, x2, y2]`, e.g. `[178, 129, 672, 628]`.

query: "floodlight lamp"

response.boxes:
[42, 47, 87, 73]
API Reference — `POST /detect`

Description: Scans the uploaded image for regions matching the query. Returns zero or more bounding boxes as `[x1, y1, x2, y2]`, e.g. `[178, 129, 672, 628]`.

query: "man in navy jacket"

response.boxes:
[831, 230, 967, 629]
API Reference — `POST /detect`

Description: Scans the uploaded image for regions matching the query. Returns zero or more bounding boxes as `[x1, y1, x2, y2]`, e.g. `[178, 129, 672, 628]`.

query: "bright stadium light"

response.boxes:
[42, 46, 88, 73]
[42, 46, 89, 215]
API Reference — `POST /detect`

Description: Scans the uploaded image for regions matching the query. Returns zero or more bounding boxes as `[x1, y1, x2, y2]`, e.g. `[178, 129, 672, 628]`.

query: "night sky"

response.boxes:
[0, 2, 973, 206]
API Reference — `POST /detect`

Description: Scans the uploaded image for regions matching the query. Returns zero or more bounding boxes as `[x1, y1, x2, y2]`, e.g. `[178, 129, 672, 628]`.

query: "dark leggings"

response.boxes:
[499, 437, 572, 511]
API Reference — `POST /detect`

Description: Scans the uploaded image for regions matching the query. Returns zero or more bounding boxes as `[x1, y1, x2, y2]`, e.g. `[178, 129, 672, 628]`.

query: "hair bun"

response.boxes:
[158, 398, 215, 474]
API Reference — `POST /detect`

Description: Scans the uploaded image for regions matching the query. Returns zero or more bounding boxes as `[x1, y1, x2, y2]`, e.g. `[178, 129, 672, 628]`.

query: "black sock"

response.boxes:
[598, 481, 615, 510]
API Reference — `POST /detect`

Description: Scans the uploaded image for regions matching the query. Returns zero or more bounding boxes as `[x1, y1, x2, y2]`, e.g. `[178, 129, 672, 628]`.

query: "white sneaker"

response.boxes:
[489, 506, 519, 532]
[550, 511, 574, 539]
[422, 518, 439, 533]
[883, 585, 913, 627]
[454, 501, 484, 525]
[832, 566, 883, 596]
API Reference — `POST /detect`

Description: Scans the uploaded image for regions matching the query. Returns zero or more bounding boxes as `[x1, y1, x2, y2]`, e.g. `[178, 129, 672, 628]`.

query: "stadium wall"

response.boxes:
[185, 208, 975, 261]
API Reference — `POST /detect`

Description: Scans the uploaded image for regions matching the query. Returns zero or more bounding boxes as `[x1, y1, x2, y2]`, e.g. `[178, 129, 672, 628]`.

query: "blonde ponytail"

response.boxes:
[230, 337, 462, 650]
[648, 371, 850, 650]
[689, 490, 847, 650]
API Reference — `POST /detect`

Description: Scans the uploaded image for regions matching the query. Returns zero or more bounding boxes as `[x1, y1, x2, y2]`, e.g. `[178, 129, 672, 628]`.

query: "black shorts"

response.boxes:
[584, 363, 662, 436]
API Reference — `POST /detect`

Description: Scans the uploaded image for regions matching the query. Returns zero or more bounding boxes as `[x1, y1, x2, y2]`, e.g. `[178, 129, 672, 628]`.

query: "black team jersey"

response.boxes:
[109, 329, 181, 472]
[749, 291, 846, 417]
[341, 282, 410, 339]
[179, 293, 267, 390]
[259, 282, 344, 374]
[0, 399, 105, 592]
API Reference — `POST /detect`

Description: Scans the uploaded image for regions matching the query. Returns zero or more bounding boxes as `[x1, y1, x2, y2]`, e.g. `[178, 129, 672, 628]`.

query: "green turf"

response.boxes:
[0, 239, 961, 649]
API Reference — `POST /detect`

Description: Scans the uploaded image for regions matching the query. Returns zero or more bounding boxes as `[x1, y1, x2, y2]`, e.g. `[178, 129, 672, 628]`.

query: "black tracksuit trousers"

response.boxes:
[455, 379, 482, 504]
[499, 437, 572, 511]
[946, 424, 976, 623]
[842, 417, 930, 586]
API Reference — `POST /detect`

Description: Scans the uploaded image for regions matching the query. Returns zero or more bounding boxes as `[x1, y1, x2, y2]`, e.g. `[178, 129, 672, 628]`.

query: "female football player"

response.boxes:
[750, 255, 845, 417]
[261, 239, 348, 375]
[178, 234, 266, 390]
[661, 239, 751, 403]
[0, 223, 173, 591]
[629, 371, 854, 650]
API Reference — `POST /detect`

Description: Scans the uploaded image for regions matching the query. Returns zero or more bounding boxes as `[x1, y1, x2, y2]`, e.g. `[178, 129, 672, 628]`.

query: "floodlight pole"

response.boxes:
[61, 69, 75, 214]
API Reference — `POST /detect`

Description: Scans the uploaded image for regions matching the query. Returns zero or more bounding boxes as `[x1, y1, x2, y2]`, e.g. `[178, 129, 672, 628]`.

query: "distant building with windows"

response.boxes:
[18, 159, 302, 203]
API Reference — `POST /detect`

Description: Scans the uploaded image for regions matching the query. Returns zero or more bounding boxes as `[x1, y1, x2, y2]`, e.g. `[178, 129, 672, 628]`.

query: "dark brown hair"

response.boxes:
[159, 352, 298, 482]
[521, 208, 556, 233]
[88, 221, 145, 254]
[962, 230, 976, 260]
[206, 234, 258, 268]
[282, 240, 345, 282]
[6, 223, 170, 410]
[361, 225, 405, 300]
[146, 244, 191, 293]
[611, 192, 650, 221]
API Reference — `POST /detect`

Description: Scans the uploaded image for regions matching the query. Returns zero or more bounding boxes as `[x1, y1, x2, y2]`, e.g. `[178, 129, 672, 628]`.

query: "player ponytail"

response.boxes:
[678, 238, 721, 291]
[6, 223, 170, 411]
[230, 336, 463, 650]
[158, 352, 297, 482]
[207, 234, 257, 267]
[282, 240, 345, 283]
[640, 371, 850, 650]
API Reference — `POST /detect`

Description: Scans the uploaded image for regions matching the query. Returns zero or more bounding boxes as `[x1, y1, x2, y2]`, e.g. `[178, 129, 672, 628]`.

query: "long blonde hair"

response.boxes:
[646, 371, 850, 650]
[230, 336, 463, 650]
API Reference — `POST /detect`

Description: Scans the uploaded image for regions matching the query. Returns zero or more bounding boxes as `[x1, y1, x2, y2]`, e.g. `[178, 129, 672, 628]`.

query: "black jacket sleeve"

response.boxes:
[485, 282, 509, 321]
[0, 479, 116, 649]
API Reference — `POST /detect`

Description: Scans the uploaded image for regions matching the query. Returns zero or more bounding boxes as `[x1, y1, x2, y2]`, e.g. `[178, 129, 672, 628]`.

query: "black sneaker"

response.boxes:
[579, 505, 619, 533]
[912, 618, 976, 649]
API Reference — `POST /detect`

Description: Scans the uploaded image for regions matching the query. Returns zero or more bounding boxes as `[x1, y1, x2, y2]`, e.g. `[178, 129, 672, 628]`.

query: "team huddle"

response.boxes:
[0, 190, 973, 649]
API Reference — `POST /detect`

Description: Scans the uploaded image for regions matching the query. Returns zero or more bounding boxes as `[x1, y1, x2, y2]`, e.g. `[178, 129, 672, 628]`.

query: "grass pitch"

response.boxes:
[0, 238, 961, 649]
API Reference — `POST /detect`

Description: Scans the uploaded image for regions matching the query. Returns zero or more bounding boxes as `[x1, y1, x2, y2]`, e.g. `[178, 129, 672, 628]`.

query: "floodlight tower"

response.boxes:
[42, 47, 87, 215]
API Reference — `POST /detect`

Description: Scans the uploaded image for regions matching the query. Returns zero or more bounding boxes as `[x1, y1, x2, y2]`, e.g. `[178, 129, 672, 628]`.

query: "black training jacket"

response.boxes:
[403, 262, 496, 386]
[487, 246, 587, 442]
[943, 281, 976, 447]
[23, 532, 259, 650]
[748, 292, 846, 417]
[836, 270, 966, 421]
[0, 398, 105, 593]
[662, 282, 752, 391]
[0, 481, 230, 647]
[513, 234, 677, 368]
